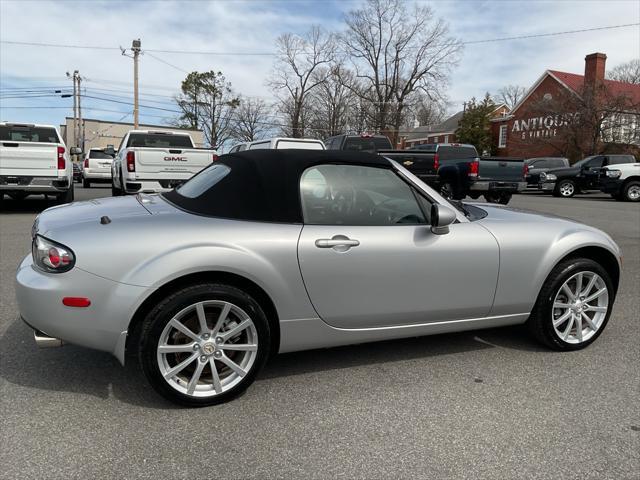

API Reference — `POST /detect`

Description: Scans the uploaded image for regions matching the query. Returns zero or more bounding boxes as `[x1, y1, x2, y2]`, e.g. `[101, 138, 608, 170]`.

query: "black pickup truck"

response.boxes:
[538, 154, 638, 197]
[379, 144, 526, 204]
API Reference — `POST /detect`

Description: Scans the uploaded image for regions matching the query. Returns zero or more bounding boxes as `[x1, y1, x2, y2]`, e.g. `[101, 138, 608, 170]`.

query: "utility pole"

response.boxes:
[67, 70, 78, 149]
[77, 72, 83, 153]
[132, 39, 141, 128]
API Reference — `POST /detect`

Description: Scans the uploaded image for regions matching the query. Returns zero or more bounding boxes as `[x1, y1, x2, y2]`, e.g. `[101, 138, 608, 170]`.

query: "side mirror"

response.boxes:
[430, 204, 456, 235]
[70, 147, 82, 155]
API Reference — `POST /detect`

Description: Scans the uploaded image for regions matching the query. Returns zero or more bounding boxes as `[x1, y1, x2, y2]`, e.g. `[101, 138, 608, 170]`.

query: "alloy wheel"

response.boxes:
[157, 300, 259, 397]
[551, 271, 609, 344]
[626, 184, 640, 201]
[559, 181, 575, 197]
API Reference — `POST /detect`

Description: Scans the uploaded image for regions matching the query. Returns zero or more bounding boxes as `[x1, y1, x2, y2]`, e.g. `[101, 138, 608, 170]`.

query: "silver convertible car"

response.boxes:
[16, 150, 621, 406]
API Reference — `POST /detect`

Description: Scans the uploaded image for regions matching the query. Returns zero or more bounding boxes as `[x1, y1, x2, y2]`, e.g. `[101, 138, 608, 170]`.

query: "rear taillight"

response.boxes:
[212, 153, 219, 162]
[126, 151, 136, 172]
[434, 153, 440, 171]
[32, 235, 75, 273]
[84, 158, 89, 168]
[57, 146, 66, 170]
[468, 159, 479, 177]
[523, 163, 529, 176]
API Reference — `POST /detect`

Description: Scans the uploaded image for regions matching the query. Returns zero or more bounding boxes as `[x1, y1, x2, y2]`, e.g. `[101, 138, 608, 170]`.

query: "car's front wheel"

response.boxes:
[527, 258, 614, 350]
[139, 283, 271, 406]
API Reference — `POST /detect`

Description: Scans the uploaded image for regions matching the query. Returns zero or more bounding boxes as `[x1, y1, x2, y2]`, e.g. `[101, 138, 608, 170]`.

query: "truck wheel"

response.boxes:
[498, 192, 512, 205]
[555, 180, 576, 198]
[483, 192, 501, 203]
[622, 180, 640, 202]
[111, 178, 122, 197]
[57, 185, 74, 205]
[9, 192, 28, 201]
[83, 178, 90, 188]
[440, 182, 463, 200]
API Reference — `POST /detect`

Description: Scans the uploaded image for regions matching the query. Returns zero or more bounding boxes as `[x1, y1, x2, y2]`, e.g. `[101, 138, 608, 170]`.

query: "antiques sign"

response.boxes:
[512, 113, 578, 139]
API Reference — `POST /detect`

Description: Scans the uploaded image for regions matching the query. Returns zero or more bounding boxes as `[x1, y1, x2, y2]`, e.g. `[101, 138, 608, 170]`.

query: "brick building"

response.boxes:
[491, 53, 640, 159]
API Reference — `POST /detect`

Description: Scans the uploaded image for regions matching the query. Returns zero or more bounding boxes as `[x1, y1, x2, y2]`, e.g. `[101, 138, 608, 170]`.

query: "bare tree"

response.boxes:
[268, 27, 335, 137]
[495, 84, 526, 109]
[404, 92, 447, 127]
[231, 97, 274, 142]
[607, 59, 640, 84]
[339, 0, 462, 143]
[307, 65, 359, 138]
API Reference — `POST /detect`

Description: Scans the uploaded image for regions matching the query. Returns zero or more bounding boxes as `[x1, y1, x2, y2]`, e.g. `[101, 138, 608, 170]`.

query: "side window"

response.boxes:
[588, 156, 605, 168]
[300, 165, 428, 226]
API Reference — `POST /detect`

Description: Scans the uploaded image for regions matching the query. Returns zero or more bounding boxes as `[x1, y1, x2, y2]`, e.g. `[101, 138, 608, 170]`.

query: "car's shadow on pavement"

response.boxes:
[0, 315, 545, 409]
[0, 196, 57, 214]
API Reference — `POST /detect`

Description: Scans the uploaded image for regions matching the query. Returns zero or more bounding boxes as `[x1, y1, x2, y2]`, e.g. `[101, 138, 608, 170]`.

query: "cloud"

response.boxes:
[1, 0, 638, 127]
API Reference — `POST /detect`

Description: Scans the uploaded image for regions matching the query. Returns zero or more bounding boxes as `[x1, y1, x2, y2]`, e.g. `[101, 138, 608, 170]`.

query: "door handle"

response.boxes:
[315, 236, 360, 249]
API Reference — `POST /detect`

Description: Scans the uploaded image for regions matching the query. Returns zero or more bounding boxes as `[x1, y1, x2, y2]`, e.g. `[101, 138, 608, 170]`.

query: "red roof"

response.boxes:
[549, 70, 640, 104]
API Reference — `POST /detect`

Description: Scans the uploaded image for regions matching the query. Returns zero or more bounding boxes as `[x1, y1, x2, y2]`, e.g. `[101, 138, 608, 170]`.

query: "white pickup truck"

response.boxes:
[111, 130, 216, 195]
[0, 122, 74, 204]
[600, 161, 640, 202]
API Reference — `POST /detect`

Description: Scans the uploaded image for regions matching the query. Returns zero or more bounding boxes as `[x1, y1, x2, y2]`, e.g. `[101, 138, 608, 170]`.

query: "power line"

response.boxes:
[144, 52, 190, 73]
[1, 23, 638, 55]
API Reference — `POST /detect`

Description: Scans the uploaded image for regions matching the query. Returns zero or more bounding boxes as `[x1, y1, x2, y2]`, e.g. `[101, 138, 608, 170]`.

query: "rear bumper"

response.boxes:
[122, 176, 189, 193]
[0, 176, 70, 192]
[15, 254, 147, 364]
[469, 181, 526, 193]
[83, 169, 112, 181]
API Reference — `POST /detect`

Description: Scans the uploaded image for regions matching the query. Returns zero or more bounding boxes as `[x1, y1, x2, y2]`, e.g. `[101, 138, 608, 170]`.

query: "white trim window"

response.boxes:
[498, 125, 507, 148]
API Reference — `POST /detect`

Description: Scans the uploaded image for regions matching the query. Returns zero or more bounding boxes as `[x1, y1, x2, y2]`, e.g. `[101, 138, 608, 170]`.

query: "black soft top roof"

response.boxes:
[163, 149, 392, 223]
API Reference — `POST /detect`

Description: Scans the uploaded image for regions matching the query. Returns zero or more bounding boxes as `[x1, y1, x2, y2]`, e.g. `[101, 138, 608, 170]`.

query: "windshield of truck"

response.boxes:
[127, 133, 194, 149]
[439, 146, 478, 160]
[0, 125, 60, 143]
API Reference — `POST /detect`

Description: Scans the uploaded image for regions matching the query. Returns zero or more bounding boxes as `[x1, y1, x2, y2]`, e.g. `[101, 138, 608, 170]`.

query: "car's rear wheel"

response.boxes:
[527, 258, 614, 350]
[111, 177, 122, 196]
[139, 283, 270, 406]
[622, 180, 640, 202]
[554, 180, 576, 198]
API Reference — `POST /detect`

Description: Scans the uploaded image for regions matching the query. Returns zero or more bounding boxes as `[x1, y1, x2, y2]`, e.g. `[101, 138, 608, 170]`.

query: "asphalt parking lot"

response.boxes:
[1, 186, 638, 479]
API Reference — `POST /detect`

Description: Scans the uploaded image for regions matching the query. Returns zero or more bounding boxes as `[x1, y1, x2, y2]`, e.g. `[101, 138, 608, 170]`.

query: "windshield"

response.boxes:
[0, 125, 60, 143]
[127, 133, 194, 148]
[344, 136, 391, 153]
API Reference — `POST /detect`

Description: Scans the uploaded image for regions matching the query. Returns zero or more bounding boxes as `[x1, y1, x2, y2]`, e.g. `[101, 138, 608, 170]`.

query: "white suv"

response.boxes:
[82, 148, 115, 188]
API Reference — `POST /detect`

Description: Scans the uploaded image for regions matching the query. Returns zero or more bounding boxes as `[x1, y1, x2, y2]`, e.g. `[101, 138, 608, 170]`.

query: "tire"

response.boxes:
[8, 192, 28, 201]
[554, 179, 576, 198]
[526, 258, 614, 351]
[83, 178, 90, 188]
[621, 180, 640, 202]
[483, 192, 501, 203]
[440, 181, 462, 200]
[56, 185, 74, 205]
[138, 283, 271, 407]
[498, 193, 512, 205]
[111, 177, 122, 197]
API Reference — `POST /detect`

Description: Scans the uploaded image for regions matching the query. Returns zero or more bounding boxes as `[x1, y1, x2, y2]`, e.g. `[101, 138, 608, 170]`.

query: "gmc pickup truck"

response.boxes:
[383, 143, 526, 204]
[111, 130, 216, 195]
[0, 122, 74, 204]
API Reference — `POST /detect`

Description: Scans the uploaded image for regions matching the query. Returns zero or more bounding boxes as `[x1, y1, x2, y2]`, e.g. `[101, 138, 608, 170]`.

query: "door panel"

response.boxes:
[298, 222, 500, 329]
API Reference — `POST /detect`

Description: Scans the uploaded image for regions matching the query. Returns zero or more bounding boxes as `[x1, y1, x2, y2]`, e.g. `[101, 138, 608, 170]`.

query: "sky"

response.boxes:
[1, 0, 639, 130]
